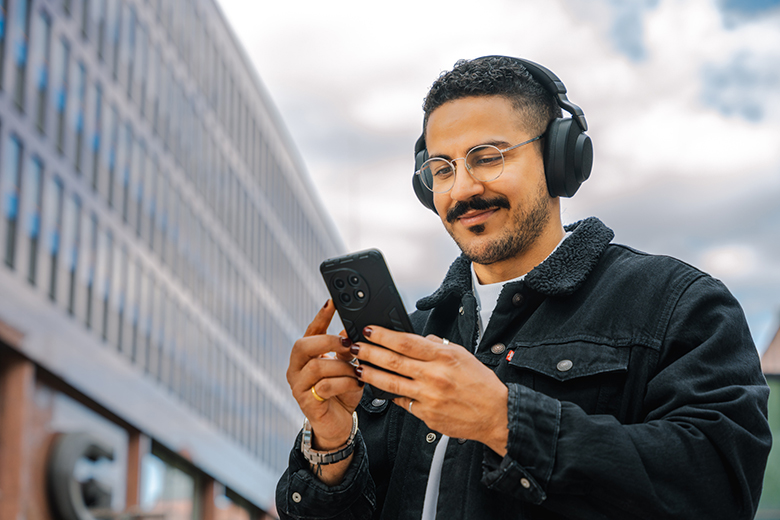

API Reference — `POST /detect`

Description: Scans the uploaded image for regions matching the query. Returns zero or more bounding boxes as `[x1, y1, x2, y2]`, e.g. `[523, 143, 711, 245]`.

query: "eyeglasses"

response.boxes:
[415, 135, 543, 193]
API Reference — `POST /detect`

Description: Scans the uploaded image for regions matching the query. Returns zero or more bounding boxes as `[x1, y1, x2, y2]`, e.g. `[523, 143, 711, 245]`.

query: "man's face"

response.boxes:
[426, 95, 555, 266]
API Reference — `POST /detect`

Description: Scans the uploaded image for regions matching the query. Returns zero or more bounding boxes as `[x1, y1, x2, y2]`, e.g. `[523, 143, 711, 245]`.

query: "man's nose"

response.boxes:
[449, 160, 485, 201]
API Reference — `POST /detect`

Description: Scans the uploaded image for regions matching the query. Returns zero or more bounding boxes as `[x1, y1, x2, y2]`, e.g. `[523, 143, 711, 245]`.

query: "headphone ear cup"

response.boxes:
[413, 137, 437, 212]
[543, 119, 564, 197]
[543, 118, 592, 198]
[413, 151, 436, 212]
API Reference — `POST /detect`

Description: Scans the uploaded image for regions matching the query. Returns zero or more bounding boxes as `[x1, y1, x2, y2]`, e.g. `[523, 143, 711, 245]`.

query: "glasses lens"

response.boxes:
[466, 145, 504, 182]
[420, 159, 455, 193]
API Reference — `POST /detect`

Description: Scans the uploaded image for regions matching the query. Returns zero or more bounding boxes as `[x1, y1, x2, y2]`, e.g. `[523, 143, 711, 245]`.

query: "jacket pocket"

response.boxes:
[506, 342, 630, 416]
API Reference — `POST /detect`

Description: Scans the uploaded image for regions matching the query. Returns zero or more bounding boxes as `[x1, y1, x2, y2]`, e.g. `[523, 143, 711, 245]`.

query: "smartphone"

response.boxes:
[320, 248, 414, 400]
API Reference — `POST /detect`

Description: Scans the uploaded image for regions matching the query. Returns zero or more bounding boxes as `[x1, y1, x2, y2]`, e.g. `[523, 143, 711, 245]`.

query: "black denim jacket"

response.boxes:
[276, 217, 771, 520]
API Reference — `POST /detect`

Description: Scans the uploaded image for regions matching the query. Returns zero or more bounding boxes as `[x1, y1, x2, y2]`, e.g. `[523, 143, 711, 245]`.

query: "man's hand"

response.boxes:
[287, 300, 365, 484]
[352, 326, 509, 456]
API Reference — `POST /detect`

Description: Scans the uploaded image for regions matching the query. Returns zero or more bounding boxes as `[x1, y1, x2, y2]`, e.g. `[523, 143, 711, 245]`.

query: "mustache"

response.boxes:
[446, 196, 511, 223]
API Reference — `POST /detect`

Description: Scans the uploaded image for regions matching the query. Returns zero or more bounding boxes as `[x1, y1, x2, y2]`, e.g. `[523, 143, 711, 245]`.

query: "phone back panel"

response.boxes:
[320, 249, 413, 344]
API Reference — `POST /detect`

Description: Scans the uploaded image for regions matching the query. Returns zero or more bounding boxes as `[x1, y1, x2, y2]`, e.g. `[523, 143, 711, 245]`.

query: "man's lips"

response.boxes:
[457, 208, 499, 227]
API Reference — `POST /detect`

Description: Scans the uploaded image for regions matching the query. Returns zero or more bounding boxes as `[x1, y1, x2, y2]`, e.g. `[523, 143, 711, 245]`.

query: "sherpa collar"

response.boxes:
[415, 217, 615, 311]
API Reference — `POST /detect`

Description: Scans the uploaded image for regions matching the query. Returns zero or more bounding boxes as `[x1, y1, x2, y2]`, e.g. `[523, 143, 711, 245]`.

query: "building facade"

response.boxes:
[0, 0, 343, 518]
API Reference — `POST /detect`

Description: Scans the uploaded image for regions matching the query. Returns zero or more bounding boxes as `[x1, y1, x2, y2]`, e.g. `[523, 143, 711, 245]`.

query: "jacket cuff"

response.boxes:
[481, 383, 560, 504]
[277, 429, 376, 519]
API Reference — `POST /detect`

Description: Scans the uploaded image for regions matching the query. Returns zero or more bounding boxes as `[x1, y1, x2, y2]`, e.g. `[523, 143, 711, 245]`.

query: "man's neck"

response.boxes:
[472, 224, 566, 285]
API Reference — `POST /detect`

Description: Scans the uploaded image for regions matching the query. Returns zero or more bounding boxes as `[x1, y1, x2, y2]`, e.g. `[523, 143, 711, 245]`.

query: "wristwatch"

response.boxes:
[301, 411, 359, 465]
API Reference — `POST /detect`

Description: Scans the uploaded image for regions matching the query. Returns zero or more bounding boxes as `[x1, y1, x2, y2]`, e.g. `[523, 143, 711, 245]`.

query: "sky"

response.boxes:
[216, 0, 780, 352]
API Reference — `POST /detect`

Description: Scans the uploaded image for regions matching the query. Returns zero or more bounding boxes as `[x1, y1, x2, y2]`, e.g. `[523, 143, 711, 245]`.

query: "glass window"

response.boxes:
[79, 0, 89, 38]
[44, 175, 64, 300]
[31, 9, 52, 132]
[62, 193, 81, 314]
[72, 61, 86, 172]
[3, 135, 24, 268]
[120, 3, 133, 90]
[97, 228, 113, 340]
[0, 0, 8, 89]
[104, 104, 118, 205]
[118, 122, 132, 222]
[155, 168, 167, 261]
[168, 190, 179, 275]
[126, 258, 140, 360]
[152, 286, 166, 381]
[158, 65, 170, 141]
[145, 155, 156, 248]
[12, 0, 31, 109]
[52, 37, 70, 152]
[146, 44, 159, 125]
[106, 0, 119, 76]
[139, 268, 151, 369]
[140, 445, 199, 520]
[90, 82, 102, 189]
[133, 22, 147, 107]
[113, 243, 126, 351]
[91, 0, 105, 59]
[23, 157, 44, 285]
[84, 212, 98, 329]
[164, 297, 177, 391]
[132, 139, 145, 236]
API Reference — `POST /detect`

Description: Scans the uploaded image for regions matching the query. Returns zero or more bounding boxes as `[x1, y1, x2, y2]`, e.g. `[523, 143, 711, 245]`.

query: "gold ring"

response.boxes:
[311, 385, 326, 402]
[442, 338, 450, 345]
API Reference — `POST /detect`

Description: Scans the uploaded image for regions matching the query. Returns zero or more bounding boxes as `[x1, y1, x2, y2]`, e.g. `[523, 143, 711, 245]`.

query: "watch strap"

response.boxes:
[301, 411, 359, 465]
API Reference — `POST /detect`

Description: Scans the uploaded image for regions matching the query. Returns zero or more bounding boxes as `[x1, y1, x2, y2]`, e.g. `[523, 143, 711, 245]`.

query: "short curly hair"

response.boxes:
[422, 56, 562, 142]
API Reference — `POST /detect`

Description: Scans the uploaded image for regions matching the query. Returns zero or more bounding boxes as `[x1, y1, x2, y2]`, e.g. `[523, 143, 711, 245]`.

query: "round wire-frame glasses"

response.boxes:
[416, 135, 543, 193]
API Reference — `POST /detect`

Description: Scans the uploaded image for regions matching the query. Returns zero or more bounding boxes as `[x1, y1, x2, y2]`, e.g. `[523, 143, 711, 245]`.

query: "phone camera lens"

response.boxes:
[334, 278, 346, 289]
[348, 275, 360, 286]
[340, 293, 352, 304]
[355, 290, 366, 300]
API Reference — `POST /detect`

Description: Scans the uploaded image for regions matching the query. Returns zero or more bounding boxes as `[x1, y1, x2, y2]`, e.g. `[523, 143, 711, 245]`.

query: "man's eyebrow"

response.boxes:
[428, 140, 513, 160]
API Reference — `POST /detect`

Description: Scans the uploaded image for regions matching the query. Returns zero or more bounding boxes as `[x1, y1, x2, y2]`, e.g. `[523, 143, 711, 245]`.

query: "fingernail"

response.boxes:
[363, 327, 373, 338]
[340, 337, 352, 348]
[358, 381, 365, 388]
[323, 300, 330, 309]
[355, 366, 363, 378]
[349, 344, 360, 356]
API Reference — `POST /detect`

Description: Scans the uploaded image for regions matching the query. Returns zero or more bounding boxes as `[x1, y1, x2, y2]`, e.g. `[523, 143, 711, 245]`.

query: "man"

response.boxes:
[276, 56, 771, 519]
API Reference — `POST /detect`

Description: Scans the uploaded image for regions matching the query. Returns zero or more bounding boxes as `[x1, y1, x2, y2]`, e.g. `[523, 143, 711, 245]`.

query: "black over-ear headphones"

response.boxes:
[412, 56, 593, 213]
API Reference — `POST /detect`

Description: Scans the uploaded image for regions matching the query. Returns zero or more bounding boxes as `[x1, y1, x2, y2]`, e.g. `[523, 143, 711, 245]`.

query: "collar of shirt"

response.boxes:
[471, 232, 572, 347]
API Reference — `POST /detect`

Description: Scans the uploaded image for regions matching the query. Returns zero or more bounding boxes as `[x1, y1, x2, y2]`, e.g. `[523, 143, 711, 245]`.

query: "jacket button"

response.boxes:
[512, 293, 524, 307]
[426, 432, 437, 443]
[371, 398, 386, 407]
[557, 359, 573, 372]
[490, 343, 506, 355]
[459, 306, 464, 315]
[520, 478, 531, 489]
[292, 492, 302, 503]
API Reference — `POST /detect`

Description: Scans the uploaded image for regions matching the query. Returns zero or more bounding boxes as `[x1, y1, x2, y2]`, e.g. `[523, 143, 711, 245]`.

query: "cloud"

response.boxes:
[607, 0, 660, 61]
[717, 0, 780, 25]
[701, 245, 760, 279]
[702, 51, 780, 121]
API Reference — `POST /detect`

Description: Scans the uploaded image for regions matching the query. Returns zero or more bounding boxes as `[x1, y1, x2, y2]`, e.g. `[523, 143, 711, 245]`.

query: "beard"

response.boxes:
[445, 182, 551, 266]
